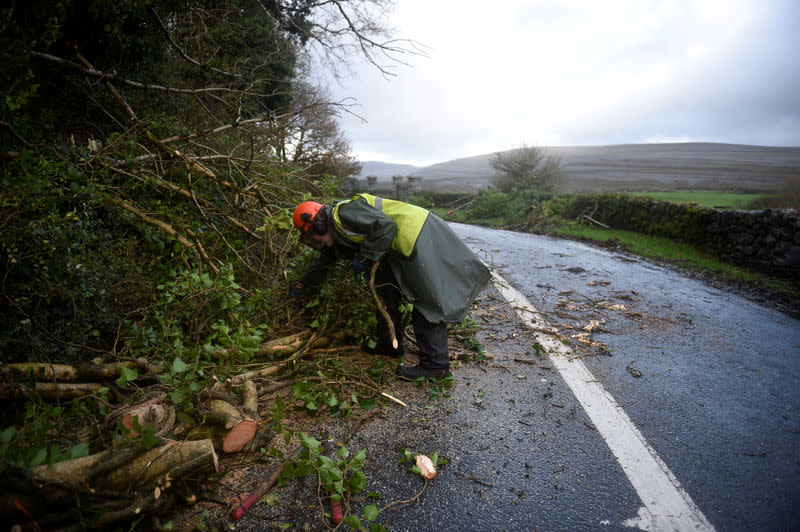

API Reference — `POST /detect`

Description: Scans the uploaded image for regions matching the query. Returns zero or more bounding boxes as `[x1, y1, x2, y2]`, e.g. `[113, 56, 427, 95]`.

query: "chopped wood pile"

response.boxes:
[1, 329, 355, 530]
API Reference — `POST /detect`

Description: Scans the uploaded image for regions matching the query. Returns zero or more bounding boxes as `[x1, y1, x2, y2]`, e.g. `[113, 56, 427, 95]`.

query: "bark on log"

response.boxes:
[121, 403, 169, 434]
[212, 331, 311, 359]
[1, 360, 160, 382]
[202, 397, 259, 453]
[229, 332, 318, 385]
[0, 382, 103, 400]
[241, 380, 258, 414]
[32, 439, 218, 493]
[101, 439, 218, 491]
[206, 399, 243, 429]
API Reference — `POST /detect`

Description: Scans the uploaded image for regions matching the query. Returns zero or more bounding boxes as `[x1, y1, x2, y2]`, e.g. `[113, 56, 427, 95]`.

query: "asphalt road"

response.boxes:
[233, 224, 800, 532]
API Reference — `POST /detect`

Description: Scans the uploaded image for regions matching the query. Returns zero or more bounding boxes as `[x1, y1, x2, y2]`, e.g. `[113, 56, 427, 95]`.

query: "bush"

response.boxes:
[467, 188, 545, 223]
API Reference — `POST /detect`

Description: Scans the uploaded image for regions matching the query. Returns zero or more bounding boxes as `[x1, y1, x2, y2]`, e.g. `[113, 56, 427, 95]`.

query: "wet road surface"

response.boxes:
[234, 224, 800, 531]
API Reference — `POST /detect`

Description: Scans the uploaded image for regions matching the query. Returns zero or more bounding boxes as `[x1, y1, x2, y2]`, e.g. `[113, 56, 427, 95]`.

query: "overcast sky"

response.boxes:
[322, 0, 800, 166]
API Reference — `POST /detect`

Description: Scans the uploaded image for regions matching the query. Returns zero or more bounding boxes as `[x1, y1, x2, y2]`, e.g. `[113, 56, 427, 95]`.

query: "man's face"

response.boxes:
[307, 230, 334, 247]
[300, 231, 334, 249]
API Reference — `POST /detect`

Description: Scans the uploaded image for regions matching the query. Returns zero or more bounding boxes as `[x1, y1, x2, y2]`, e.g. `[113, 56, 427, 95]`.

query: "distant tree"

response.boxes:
[276, 79, 362, 182]
[489, 145, 563, 192]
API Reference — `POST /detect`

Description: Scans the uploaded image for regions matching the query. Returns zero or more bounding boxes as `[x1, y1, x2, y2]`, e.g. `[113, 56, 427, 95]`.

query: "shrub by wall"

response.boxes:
[550, 195, 800, 280]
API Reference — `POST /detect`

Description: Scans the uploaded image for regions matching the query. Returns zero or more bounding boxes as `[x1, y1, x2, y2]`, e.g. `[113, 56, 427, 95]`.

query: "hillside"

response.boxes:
[360, 143, 800, 193]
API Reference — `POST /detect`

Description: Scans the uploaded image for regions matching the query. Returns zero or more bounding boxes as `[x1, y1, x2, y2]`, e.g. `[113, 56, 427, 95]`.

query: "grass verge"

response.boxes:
[625, 189, 767, 209]
[551, 222, 799, 297]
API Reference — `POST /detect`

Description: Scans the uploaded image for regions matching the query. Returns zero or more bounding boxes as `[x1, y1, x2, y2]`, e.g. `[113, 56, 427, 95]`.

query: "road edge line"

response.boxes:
[488, 270, 714, 532]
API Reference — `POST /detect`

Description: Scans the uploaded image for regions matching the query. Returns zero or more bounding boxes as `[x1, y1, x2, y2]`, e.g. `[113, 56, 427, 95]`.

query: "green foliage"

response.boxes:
[489, 145, 563, 193]
[467, 188, 544, 225]
[0, 153, 165, 363]
[283, 432, 379, 527]
[0, 394, 103, 474]
[412, 373, 455, 399]
[627, 189, 767, 210]
[449, 317, 487, 361]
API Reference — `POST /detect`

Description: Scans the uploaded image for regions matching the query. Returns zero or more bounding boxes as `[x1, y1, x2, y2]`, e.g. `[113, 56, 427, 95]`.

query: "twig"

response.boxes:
[454, 472, 495, 487]
[380, 392, 407, 407]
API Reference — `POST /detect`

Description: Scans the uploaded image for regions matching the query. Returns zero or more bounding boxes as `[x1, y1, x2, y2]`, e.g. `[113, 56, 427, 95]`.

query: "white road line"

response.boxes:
[489, 270, 714, 532]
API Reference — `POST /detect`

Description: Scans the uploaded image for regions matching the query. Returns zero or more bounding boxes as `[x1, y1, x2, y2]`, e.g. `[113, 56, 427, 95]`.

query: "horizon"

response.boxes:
[327, 1, 800, 168]
[359, 140, 800, 169]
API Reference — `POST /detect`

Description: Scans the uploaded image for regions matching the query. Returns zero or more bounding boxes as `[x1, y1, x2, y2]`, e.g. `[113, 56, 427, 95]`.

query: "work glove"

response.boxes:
[351, 256, 374, 275]
[289, 281, 303, 298]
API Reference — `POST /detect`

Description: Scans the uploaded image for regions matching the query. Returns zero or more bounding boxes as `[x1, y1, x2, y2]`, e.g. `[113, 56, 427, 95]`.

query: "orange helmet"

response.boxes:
[292, 201, 324, 233]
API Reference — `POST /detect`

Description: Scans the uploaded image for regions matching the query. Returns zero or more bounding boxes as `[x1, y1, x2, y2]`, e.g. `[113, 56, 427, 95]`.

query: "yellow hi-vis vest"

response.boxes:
[332, 194, 429, 257]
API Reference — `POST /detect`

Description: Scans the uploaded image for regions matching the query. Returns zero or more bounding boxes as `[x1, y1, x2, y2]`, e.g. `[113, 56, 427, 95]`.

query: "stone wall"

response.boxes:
[554, 195, 800, 280]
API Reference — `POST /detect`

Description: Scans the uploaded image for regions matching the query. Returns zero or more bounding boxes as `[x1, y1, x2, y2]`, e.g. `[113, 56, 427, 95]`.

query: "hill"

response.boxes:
[361, 143, 800, 193]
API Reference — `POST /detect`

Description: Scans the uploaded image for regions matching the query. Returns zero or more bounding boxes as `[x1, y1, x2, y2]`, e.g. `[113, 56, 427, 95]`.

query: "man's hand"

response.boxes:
[351, 256, 374, 275]
[289, 281, 303, 298]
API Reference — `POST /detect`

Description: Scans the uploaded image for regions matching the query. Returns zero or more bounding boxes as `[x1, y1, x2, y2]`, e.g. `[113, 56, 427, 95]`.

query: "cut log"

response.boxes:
[102, 439, 217, 491]
[1, 360, 159, 382]
[241, 379, 258, 413]
[254, 331, 312, 357]
[229, 332, 319, 385]
[206, 399, 243, 429]
[0, 382, 103, 400]
[33, 439, 218, 493]
[1, 363, 78, 381]
[121, 403, 169, 434]
[222, 419, 258, 453]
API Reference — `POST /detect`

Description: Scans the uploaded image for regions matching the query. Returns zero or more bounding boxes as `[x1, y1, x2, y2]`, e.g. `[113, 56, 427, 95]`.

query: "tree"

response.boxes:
[0, 0, 409, 362]
[278, 79, 362, 182]
[489, 144, 563, 193]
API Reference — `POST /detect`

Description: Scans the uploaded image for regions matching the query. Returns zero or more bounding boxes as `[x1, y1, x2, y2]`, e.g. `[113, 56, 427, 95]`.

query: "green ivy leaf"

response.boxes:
[30, 447, 47, 467]
[69, 443, 89, 458]
[364, 503, 379, 521]
[344, 514, 361, 529]
[0, 426, 17, 446]
[139, 430, 159, 450]
[348, 469, 366, 493]
[115, 366, 138, 387]
[172, 356, 188, 374]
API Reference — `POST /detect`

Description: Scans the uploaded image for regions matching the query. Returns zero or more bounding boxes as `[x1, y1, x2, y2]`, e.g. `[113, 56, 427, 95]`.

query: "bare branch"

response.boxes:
[30, 51, 278, 97]
[150, 7, 243, 80]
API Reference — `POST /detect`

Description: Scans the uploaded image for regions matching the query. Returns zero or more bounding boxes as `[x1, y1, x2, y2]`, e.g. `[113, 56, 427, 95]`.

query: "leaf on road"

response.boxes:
[582, 320, 604, 332]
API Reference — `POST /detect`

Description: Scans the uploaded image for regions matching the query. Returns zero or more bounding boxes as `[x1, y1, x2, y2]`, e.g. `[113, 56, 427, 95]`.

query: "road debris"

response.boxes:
[626, 360, 643, 378]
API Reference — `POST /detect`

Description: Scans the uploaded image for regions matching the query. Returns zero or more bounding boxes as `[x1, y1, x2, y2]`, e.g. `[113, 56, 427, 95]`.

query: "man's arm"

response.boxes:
[298, 247, 337, 293]
[338, 198, 397, 261]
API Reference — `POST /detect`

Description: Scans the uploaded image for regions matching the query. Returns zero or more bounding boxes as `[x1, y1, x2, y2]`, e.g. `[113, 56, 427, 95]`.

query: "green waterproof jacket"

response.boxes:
[297, 195, 490, 323]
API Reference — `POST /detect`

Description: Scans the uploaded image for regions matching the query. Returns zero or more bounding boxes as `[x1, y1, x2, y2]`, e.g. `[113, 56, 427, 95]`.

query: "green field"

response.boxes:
[626, 189, 765, 209]
[551, 223, 797, 295]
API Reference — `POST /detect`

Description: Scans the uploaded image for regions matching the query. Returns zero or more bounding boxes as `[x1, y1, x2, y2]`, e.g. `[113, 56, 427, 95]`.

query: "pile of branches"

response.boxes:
[0, 1, 422, 529]
[0, 326, 391, 530]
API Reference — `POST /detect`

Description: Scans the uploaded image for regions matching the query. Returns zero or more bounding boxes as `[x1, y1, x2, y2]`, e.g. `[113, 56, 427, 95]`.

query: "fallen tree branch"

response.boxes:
[229, 332, 319, 385]
[2, 359, 159, 382]
[0, 382, 104, 400]
[369, 260, 397, 349]
[106, 195, 220, 275]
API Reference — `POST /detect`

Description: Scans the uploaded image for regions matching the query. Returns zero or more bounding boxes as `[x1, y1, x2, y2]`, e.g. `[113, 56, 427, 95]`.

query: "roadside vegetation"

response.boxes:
[0, 2, 487, 530]
[413, 146, 799, 301]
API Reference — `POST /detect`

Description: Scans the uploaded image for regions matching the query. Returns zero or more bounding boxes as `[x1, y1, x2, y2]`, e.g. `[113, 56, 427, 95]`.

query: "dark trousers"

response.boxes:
[374, 263, 449, 370]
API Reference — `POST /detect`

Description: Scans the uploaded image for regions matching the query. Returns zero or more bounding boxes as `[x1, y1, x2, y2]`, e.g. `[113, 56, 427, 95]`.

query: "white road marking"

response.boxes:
[489, 270, 714, 532]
